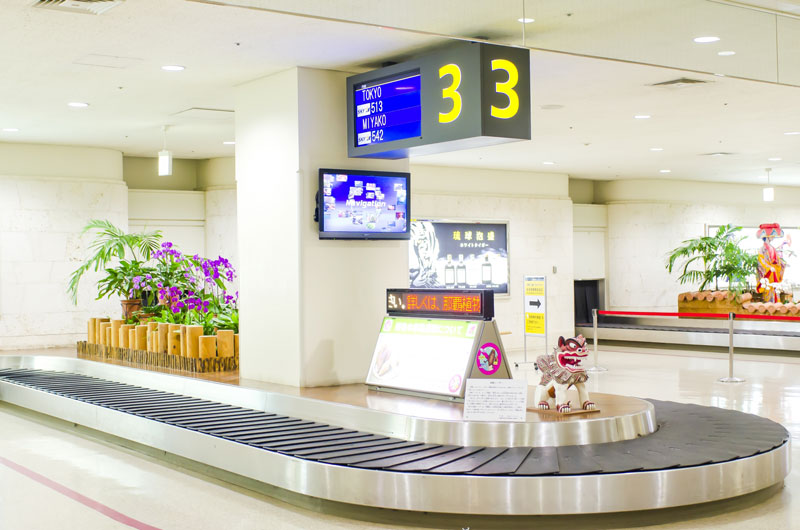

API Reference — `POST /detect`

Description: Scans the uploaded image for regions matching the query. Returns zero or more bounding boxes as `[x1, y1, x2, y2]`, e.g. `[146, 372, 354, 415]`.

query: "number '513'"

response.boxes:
[437, 60, 520, 124]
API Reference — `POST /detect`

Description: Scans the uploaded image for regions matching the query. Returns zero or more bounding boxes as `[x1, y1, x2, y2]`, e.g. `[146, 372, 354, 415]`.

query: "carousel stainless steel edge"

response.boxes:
[0, 357, 655, 447]
[0, 376, 789, 515]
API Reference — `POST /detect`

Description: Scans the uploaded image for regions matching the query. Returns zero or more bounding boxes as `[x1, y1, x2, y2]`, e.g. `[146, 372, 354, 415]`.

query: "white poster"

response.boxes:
[464, 379, 528, 422]
[366, 317, 479, 397]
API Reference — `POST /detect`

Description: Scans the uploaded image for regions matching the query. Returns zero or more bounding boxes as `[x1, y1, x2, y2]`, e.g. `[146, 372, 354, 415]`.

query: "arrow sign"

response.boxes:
[524, 276, 546, 336]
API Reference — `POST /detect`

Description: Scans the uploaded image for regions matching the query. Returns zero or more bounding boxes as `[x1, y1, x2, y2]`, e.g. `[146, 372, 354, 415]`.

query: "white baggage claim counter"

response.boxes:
[0, 288, 790, 515]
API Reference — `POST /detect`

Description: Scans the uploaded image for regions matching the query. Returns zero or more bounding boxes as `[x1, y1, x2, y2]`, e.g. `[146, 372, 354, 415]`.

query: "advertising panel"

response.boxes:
[366, 316, 480, 397]
[409, 220, 509, 294]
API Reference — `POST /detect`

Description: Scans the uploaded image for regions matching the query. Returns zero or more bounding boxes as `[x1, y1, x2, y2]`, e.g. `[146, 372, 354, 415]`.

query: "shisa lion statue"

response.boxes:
[756, 223, 790, 304]
[535, 335, 596, 413]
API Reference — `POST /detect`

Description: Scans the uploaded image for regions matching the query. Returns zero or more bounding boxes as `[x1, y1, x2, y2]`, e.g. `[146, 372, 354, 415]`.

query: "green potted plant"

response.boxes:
[95, 262, 156, 319]
[666, 225, 757, 293]
[68, 220, 162, 318]
[666, 224, 759, 312]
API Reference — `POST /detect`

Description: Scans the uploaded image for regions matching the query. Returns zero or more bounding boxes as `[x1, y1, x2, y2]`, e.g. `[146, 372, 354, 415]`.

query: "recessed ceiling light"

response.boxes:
[161, 65, 185, 71]
[694, 36, 720, 43]
[634, 115, 651, 119]
[67, 102, 89, 108]
[650, 147, 663, 151]
[784, 131, 800, 135]
[659, 169, 672, 173]
[223, 141, 235, 145]
[2, 127, 19, 132]
[713, 73, 726, 77]
[718, 50, 736, 56]
[517, 17, 535, 23]
[542, 161, 555, 165]
[768, 157, 782, 161]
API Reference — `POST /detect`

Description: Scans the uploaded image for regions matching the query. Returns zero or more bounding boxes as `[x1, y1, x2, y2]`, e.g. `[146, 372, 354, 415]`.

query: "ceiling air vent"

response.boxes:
[650, 77, 708, 88]
[33, 0, 124, 15]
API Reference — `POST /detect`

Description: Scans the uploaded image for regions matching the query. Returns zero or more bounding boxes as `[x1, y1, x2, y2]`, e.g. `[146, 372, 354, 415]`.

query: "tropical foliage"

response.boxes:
[666, 224, 758, 292]
[68, 220, 162, 304]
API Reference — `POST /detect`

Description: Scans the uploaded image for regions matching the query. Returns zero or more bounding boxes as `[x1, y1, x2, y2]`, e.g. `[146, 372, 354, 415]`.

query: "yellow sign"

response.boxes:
[525, 280, 545, 296]
[523, 276, 546, 336]
[525, 313, 545, 334]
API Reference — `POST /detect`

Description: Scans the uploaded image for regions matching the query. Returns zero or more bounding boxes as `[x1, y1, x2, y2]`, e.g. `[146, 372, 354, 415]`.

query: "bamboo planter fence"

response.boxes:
[81, 317, 238, 373]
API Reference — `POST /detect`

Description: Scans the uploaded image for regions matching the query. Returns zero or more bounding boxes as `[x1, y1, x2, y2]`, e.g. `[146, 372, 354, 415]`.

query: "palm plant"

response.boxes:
[666, 224, 757, 292]
[68, 220, 162, 304]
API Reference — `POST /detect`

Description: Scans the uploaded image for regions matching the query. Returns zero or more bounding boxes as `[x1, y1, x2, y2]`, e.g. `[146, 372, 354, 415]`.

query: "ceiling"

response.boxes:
[0, 0, 799, 188]
[418, 53, 800, 186]
[0, 0, 438, 159]
[207, 0, 800, 86]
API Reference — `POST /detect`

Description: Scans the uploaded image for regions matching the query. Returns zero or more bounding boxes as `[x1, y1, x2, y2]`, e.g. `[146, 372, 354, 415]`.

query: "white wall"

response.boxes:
[198, 157, 239, 282]
[128, 190, 206, 257]
[0, 143, 122, 180]
[0, 143, 126, 349]
[123, 157, 198, 190]
[573, 204, 607, 281]
[411, 165, 574, 356]
[126, 157, 240, 289]
[204, 189, 239, 288]
[598, 179, 800, 310]
[569, 178, 595, 204]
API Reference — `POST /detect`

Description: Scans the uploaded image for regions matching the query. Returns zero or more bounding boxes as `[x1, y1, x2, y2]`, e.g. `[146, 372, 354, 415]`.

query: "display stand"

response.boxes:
[517, 275, 547, 369]
[366, 288, 512, 401]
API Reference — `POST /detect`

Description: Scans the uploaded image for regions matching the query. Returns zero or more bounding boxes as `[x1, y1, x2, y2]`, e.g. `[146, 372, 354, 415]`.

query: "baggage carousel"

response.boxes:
[575, 314, 800, 351]
[0, 356, 790, 515]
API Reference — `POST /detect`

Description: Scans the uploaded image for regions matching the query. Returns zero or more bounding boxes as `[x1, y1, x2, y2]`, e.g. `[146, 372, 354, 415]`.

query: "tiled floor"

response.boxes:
[0, 345, 797, 529]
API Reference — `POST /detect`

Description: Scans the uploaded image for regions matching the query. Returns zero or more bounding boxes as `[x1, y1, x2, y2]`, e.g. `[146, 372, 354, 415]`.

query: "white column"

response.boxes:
[235, 68, 408, 386]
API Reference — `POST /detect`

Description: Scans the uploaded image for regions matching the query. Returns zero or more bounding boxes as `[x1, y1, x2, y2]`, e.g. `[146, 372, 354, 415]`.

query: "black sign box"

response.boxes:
[347, 42, 531, 159]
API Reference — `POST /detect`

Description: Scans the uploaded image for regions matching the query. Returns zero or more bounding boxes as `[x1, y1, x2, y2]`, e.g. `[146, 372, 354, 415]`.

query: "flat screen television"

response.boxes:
[318, 168, 410, 240]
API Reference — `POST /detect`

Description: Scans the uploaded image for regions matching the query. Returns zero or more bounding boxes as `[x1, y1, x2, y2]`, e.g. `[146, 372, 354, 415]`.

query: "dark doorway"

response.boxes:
[574, 280, 601, 325]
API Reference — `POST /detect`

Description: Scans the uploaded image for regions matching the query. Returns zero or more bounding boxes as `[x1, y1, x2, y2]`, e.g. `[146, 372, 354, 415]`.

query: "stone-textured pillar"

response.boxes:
[235, 68, 408, 387]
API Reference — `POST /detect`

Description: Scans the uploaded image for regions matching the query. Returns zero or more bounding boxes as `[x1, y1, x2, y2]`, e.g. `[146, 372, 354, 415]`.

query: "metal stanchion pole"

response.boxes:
[718, 312, 744, 383]
[587, 308, 607, 373]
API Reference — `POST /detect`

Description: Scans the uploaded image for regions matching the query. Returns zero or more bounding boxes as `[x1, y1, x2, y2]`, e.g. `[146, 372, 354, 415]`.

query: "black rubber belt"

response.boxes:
[0, 368, 789, 477]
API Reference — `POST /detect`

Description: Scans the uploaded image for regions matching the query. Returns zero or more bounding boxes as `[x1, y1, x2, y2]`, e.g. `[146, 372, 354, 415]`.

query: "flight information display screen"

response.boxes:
[353, 70, 421, 147]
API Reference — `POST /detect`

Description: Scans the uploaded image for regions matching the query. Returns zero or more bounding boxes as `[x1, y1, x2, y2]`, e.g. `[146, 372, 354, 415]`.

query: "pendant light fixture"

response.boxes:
[762, 168, 774, 202]
[158, 125, 173, 176]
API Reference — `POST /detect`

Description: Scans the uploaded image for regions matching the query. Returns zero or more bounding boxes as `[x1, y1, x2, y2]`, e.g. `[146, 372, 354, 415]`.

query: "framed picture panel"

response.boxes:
[409, 219, 509, 294]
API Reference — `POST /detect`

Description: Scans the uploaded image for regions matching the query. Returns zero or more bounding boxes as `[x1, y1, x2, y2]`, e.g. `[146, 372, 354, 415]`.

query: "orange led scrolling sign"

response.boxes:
[386, 288, 494, 320]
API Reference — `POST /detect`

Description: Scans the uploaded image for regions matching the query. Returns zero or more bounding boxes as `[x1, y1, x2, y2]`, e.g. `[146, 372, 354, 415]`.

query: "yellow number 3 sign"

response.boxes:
[438, 63, 462, 124]
[490, 59, 519, 119]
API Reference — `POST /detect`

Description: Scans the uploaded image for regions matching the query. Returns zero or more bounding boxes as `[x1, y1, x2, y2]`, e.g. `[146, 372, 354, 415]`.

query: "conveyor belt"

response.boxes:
[580, 321, 800, 337]
[0, 368, 788, 477]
